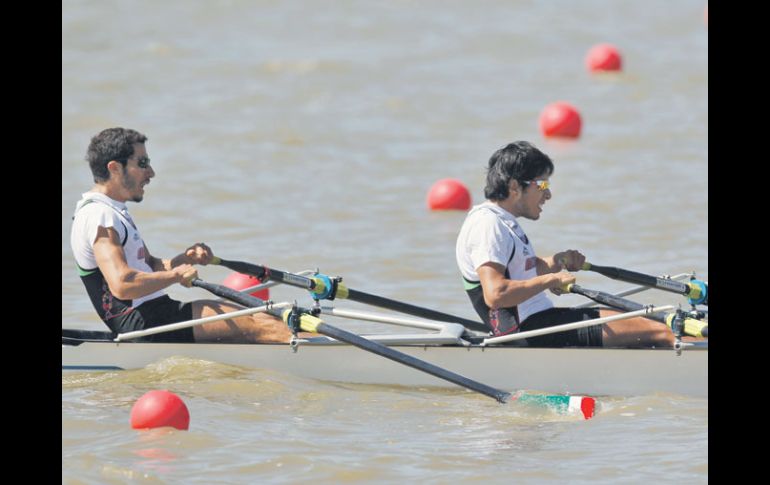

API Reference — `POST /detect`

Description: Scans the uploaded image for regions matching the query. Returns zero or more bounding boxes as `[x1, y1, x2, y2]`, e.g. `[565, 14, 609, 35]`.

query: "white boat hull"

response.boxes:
[62, 339, 707, 398]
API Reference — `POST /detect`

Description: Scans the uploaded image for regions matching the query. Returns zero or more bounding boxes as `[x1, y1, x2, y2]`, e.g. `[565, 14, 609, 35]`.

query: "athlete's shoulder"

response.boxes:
[73, 199, 116, 222]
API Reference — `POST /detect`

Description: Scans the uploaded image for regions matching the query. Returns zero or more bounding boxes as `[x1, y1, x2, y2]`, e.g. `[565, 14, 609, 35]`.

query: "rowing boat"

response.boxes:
[62, 327, 708, 398]
[62, 263, 708, 399]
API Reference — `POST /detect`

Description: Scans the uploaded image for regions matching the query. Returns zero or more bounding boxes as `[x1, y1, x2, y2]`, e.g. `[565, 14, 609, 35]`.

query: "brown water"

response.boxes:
[63, 0, 707, 482]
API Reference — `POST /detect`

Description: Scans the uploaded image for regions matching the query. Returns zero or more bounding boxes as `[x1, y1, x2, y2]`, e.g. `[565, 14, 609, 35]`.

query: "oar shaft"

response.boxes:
[344, 288, 489, 332]
[213, 257, 489, 332]
[311, 321, 510, 403]
[212, 257, 316, 290]
[567, 284, 707, 338]
[570, 284, 648, 315]
[192, 278, 277, 315]
[192, 278, 511, 403]
[584, 263, 707, 304]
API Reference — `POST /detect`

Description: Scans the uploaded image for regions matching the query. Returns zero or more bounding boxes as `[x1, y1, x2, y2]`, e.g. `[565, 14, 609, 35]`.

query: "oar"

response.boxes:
[210, 257, 489, 333]
[565, 283, 708, 338]
[190, 278, 510, 403]
[580, 262, 707, 306]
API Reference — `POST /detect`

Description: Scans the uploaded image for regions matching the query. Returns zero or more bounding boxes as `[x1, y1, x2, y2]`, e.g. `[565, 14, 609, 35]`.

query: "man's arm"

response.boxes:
[477, 262, 575, 309]
[146, 243, 213, 272]
[93, 226, 196, 300]
[536, 250, 586, 275]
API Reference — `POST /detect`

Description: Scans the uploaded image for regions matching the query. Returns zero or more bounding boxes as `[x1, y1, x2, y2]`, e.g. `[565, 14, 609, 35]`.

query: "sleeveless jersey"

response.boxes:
[455, 202, 552, 335]
[70, 192, 164, 329]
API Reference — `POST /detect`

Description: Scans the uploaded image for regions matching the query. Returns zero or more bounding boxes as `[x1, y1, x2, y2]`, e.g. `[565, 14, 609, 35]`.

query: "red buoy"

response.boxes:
[539, 102, 582, 138]
[223, 272, 270, 301]
[585, 43, 623, 72]
[427, 178, 472, 211]
[130, 390, 190, 430]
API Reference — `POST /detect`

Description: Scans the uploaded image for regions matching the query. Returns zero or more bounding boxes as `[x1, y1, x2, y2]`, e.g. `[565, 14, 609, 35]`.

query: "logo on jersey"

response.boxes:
[489, 308, 520, 336]
[137, 246, 145, 260]
[525, 256, 537, 271]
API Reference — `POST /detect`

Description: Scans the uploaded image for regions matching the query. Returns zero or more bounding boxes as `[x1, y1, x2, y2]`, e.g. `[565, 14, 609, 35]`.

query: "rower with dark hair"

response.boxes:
[70, 127, 294, 343]
[455, 141, 676, 348]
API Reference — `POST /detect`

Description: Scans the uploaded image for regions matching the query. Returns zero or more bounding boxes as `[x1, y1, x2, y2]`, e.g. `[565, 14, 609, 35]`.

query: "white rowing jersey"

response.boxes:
[455, 201, 552, 322]
[71, 192, 165, 316]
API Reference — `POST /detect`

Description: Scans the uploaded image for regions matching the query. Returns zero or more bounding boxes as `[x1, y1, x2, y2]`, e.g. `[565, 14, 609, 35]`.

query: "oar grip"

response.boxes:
[211, 256, 222, 265]
[581, 262, 591, 271]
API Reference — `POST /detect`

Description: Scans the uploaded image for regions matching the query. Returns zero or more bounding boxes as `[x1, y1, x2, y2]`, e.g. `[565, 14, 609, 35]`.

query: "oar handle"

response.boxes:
[191, 278, 272, 313]
[212, 256, 337, 297]
[582, 262, 707, 306]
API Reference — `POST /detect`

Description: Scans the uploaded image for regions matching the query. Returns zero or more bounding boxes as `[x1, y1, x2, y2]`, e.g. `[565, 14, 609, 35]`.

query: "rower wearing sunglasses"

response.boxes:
[455, 141, 676, 348]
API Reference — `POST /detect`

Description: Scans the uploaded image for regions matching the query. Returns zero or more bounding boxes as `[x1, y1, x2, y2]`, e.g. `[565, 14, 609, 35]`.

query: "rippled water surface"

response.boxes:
[63, 0, 707, 482]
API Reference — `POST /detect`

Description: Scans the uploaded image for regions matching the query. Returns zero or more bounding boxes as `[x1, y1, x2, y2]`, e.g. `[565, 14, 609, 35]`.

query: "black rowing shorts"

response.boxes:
[109, 295, 195, 343]
[519, 307, 604, 347]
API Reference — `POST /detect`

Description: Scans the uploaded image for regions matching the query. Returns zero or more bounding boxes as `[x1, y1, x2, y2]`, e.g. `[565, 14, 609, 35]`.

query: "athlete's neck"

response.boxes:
[90, 182, 128, 203]
[490, 199, 517, 217]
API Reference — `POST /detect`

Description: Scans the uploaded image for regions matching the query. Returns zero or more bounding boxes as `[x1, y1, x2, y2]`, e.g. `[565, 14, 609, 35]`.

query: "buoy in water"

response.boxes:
[585, 43, 622, 72]
[427, 178, 472, 211]
[130, 390, 190, 430]
[538, 102, 582, 138]
[223, 272, 270, 301]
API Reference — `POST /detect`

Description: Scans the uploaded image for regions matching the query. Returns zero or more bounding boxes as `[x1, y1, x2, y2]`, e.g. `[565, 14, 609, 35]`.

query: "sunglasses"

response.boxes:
[135, 157, 151, 169]
[523, 179, 550, 191]
[117, 156, 152, 169]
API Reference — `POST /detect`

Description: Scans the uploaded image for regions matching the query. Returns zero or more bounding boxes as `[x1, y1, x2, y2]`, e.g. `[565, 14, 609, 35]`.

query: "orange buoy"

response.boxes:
[427, 178, 472, 211]
[223, 272, 270, 301]
[538, 102, 582, 138]
[130, 390, 190, 430]
[585, 43, 622, 72]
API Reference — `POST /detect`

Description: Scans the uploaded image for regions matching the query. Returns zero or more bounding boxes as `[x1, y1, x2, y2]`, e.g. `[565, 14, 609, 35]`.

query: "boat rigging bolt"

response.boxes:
[670, 309, 685, 339]
[674, 339, 682, 356]
[286, 303, 301, 334]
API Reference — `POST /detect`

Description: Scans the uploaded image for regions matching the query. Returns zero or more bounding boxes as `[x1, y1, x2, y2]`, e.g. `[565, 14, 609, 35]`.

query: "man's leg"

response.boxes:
[600, 309, 675, 348]
[190, 299, 295, 343]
